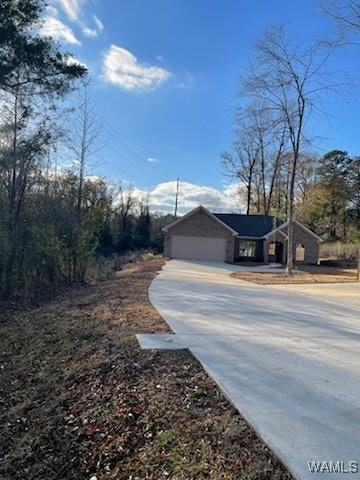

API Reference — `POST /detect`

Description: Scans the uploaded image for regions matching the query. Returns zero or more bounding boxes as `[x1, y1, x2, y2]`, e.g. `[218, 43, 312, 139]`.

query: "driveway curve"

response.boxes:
[149, 260, 360, 480]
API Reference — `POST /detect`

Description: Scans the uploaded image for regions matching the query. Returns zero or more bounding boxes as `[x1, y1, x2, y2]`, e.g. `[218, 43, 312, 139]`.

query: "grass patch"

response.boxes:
[0, 259, 291, 480]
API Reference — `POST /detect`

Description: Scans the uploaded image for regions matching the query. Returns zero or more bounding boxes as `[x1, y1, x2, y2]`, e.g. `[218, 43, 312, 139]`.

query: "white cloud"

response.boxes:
[81, 16, 104, 37]
[42, 16, 81, 45]
[64, 54, 87, 68]
[58, 0, 84, 21]
[132, 181, 243, 214]
[46, 5, 59, 16]
[147, 157, 158, 163]
[177, 71, 195, 89]
[93, 15, 104, 32]
[82, 27, 97, 37]
[56, 1, 104, 38]
[102, 45, 171, 91]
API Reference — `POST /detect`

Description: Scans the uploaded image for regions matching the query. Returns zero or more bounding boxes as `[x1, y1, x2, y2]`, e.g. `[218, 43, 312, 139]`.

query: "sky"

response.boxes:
[42, 0, 360, 214]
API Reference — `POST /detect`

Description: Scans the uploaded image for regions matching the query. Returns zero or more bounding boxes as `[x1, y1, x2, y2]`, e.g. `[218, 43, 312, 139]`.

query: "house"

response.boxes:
[163, 205, 321, 264]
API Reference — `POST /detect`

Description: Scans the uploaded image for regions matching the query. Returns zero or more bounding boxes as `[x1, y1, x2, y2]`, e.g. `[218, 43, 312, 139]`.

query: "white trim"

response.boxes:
[263, 224, 288, 240]
[162, 205, 238, 236]
[236, 235, 265, 240]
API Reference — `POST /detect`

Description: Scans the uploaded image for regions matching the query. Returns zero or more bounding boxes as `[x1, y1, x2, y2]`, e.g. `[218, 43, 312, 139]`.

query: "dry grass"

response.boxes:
[320, 242, 358, 262]
[231, 264, 358, 285]
[0, 258, 292, 480]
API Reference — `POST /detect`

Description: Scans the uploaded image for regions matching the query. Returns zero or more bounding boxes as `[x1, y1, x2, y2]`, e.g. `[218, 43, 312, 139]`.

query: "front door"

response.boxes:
[275, 242, 283, 263]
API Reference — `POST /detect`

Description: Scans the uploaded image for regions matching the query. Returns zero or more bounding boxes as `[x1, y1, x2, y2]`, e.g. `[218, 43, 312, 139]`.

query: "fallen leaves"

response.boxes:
[0, 259, 292, 480]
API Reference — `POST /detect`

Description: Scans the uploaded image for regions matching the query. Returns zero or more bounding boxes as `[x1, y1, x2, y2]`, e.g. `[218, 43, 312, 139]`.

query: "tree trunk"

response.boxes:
[246, 186, 251, 215]
[246, 170, 253, 215]
[5, 88, 20, 295]
[286, 142, 301, 275]
[286, 200, 294, 275]
[260, 138, 267, 215]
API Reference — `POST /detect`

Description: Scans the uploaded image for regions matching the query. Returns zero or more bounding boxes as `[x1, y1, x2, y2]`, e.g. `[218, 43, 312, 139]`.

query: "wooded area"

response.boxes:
[222, 143, 360, 242]
[1, 2, 359, 479]
[0, 0, 172, 303]
[1, 0, 359, 304]
[222, 11, 360, 273]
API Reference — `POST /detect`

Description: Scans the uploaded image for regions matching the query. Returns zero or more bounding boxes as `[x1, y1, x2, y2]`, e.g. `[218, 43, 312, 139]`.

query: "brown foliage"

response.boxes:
[0, 259, 291, 480]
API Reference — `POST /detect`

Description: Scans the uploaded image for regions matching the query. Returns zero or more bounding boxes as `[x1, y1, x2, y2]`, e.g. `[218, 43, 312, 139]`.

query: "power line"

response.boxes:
[103, 125, 175, 183]
[104, 145, 165, 183]
[101, 144, 155, 187]
[98, 127, 182, 213]
[102, 134, 174, 186]
[174, 177, 180, 218]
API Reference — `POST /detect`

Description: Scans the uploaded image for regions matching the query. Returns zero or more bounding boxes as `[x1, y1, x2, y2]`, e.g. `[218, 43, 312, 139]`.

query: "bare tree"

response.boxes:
[242, 25, 338, 274]
[296, 153, 318, 203]
[222, 103, 287, 216]
[265, 127, 287, 215]
[321, 0, 360, 37]
[116, 185, 136, 231]
[66, 84, 100, 216]
[221, 144, 257, 215]
[248, 107, 287, 215]
[0, 86, 53, 294]
[65, 84, 101, 281]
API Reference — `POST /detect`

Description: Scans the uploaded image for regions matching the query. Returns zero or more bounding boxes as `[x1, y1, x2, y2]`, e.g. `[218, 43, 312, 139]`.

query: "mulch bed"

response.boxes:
[0, 259, 292, 480]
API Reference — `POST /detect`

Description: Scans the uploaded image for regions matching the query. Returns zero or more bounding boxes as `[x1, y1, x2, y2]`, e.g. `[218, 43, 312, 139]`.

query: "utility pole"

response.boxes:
[174, 177, 180, 218]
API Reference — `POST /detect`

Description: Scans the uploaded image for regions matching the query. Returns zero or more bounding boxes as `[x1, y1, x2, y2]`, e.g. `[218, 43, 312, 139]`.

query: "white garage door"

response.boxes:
[171, 235, 226, 261]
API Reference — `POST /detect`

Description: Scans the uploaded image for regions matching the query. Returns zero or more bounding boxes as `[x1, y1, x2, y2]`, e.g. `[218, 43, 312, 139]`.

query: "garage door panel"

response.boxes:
[171, 235, 226, 261]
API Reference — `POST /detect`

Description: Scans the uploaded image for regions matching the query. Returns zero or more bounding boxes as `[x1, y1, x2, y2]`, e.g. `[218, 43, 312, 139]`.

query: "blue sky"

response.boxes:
[42, 0, 360, 213]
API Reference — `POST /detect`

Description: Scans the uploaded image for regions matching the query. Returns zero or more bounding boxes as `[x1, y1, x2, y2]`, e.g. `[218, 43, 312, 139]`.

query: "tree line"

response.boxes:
[222, 1, 360, 273]
[222, 141, 360, 242]
[2, 0, 359, 301]
[0, 0, 171, 303]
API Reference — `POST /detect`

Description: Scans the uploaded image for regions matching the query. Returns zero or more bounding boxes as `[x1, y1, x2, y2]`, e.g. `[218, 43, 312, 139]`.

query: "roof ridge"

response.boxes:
[214, 213, 277, 218]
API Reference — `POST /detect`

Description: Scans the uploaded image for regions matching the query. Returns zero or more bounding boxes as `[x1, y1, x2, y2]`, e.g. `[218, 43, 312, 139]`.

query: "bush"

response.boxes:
[320, 242, 357, 261]
[86, 250, 162, 283]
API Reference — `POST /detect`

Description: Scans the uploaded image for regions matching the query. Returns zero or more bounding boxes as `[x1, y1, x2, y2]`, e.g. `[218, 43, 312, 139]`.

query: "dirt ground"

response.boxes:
[0, 258, 291, 480]
[231, 264, 359, 284]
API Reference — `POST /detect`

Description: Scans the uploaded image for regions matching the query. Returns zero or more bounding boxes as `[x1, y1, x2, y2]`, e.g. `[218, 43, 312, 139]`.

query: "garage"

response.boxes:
[171, 235, 226, 261]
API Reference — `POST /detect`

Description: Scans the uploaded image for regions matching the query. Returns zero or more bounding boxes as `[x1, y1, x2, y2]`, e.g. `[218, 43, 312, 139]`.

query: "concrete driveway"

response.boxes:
[146, 260, 360, 480]
[271, 281, 360, 310]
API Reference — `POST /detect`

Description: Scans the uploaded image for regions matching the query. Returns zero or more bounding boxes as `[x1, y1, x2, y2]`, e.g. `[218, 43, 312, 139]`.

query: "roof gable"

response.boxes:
[162, 206, 238, 235]
[263, 220, 322, 242]
[163, 206, 321, 241]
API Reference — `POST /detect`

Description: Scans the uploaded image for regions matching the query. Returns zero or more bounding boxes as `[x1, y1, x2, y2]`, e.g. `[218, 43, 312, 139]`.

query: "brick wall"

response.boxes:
[284, 223, 320, 264]
[164, 209, 235, 262]
[264, 223, 320, 264]
[263, 231, 287, 263]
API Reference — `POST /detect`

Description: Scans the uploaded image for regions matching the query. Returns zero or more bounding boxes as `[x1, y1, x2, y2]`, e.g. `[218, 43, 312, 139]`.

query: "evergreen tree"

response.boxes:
[135, 204, 152, 248]
[0, 0, 86, 95]
[316, 150, 352, 240]
[0, 0, 86, 298]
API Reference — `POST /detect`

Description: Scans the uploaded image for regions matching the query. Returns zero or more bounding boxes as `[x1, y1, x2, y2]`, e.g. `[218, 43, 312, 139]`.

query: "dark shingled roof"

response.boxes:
[213, 214, 283, 237]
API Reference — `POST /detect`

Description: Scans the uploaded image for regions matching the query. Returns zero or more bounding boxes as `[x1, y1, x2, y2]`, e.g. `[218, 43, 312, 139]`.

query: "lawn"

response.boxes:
[0, 258, 291, 480]
[231, 264, 358, 284]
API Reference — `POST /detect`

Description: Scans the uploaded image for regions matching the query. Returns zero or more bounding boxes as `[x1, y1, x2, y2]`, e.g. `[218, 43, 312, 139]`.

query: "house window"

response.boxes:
[239, 240, 256, 257]
[268, 242, 276, 256]
[296, 244, 305, 262]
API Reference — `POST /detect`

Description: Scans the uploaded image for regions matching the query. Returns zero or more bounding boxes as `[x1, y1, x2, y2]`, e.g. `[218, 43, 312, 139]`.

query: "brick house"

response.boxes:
[163, 205, 321, 264]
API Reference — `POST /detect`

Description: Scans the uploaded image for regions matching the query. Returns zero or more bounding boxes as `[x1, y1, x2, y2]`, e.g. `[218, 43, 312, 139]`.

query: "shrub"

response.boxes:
[320, 242, 357, 261]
